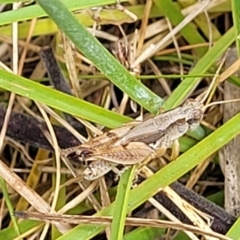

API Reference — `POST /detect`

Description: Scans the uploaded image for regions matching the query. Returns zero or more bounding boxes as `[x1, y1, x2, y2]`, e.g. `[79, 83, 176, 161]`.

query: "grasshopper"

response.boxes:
[63, 98, 204, 180]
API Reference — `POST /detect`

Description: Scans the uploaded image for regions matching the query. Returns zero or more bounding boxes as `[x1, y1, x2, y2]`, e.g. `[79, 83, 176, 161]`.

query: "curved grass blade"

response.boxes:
[0, 0, 127, 26]
[58, 113, 240, 239]
[0, 70, 130, 128]
[37, 0, 163, 114]
[163, 27, 235, 109]
[0, 5, 162, 39]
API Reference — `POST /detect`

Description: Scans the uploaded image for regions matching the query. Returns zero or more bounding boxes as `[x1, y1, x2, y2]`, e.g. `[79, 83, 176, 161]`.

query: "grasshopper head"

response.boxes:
[182, 99, 204, 131]
[75, 148, 94, 162]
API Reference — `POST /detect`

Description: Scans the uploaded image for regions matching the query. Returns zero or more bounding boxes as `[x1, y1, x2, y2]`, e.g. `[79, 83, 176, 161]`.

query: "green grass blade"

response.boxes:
[0, 0, 32, 3]
[37, 0, 163, 113]
[178, 0, 221, 42]
[0, 0, 231, 27]
[0, 5, 162, 39]
[57, 113, 240, 239]
[232, 0, 240, 56]
[124, 227, 165, 240]
[154, 0, 207, 57]
[110, 167, 136, 240]
[0, 220, 42, 239]
[0, 69, 130, 128]
[0, 178, 20, 236]
[163, 27, 235, 109]
[0, 0, 127, 26]
[226, 217, 240, 240]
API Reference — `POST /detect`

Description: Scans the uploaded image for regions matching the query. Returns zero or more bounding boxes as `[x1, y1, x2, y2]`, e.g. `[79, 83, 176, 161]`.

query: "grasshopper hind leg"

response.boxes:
[84, 160, 117, 181]
[84, 161, 134, 182]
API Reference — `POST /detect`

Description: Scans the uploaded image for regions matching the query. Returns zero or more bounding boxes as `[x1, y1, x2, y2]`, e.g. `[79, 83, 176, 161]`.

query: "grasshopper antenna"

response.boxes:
[198, 48, 240, 112]
[203, 98, 240, 112]
[195, 49, 230, 106]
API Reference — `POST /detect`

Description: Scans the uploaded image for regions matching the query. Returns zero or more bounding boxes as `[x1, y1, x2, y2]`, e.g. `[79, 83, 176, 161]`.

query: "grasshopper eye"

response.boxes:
[76, 148, 94, 162]
[76, 149, 83, 156]
[193, 109, 203, 119]
[75, 149, 87, 161]
[63, 151, 79, 162]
